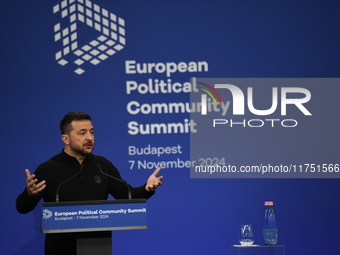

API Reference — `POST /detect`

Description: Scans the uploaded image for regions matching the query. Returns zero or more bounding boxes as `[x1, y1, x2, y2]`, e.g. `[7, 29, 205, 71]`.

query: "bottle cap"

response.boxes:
[264, 201, 274, 205]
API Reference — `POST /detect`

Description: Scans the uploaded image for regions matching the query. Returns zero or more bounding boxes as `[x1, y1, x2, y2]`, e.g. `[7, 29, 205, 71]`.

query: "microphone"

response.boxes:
[56, 164, 84, 202]
[97, 164, 131, 200]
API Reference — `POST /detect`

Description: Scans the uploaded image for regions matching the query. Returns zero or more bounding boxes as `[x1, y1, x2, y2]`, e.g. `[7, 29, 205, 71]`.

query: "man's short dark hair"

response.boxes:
[60, 111, 92, 135]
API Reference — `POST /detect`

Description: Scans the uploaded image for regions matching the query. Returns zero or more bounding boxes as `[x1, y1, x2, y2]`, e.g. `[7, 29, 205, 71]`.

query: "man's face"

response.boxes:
[67, 120, 95, 156]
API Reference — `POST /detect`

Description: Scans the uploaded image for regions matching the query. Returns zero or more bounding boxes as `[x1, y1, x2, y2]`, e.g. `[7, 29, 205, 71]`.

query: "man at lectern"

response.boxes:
[16, 111, 163, 255]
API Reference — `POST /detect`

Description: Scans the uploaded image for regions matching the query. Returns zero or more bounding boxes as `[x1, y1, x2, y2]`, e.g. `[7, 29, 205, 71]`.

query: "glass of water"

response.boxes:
[239, 224, 254, 246]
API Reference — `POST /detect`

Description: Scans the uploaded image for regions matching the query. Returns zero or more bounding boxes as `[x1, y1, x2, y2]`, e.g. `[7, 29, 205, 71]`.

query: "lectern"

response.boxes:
[41, 199, 147, 255]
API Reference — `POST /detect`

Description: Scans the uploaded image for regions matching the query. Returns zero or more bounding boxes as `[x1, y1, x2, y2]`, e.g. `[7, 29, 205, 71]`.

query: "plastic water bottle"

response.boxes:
[263, 201, 278, 245]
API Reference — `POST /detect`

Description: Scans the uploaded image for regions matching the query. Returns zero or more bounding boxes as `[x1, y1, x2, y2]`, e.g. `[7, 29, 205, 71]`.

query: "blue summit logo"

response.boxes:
[53, 0, 126, 75]
[43, 209, 53, 220]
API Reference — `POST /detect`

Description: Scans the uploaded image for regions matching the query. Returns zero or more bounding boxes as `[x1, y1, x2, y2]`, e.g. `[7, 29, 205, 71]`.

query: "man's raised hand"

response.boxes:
[25, 169, 46, 197]
[146, 167, 163, 192]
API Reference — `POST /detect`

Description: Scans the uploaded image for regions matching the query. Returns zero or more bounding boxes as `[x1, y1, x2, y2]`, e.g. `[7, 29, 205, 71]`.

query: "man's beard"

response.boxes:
[69, 141, 94, 156]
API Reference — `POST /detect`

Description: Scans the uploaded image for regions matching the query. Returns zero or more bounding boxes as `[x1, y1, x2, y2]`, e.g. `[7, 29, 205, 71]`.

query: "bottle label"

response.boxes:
[263, 228, 278, 245]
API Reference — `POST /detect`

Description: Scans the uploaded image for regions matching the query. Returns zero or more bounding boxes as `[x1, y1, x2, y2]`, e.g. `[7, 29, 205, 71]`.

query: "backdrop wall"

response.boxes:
[1, 1, 340, 255]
